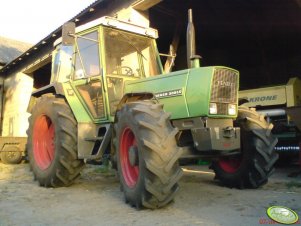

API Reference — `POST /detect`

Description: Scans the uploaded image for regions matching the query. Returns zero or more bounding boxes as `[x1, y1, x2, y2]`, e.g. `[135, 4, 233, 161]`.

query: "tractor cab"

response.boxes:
[52, 17, 163, 120]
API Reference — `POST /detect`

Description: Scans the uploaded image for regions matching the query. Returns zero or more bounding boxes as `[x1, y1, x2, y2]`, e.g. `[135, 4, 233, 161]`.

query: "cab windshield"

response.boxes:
[104, 27, 162, 77]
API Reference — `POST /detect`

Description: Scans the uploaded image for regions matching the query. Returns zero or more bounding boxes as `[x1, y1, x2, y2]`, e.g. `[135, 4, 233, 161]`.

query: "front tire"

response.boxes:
[27, 94, 84, 187]
[114, 101, 183, 209]
[211, 106, 278, 188]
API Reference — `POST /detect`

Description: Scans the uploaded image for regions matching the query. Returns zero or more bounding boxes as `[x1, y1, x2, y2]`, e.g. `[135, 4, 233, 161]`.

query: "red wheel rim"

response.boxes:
[120, 127, 139, 188]
[33, 115, 55, 170]
[218, 157, 242, 173]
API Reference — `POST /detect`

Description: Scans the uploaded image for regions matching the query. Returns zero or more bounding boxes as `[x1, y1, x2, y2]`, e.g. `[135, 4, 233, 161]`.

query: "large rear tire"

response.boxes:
[114, 101, 183, 209]
[27, 94, 84, 187]
[211, 106, 278, 188]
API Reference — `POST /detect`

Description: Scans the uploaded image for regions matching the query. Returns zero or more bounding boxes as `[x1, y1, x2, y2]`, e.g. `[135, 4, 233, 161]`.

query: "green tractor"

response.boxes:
[27, 10, 278, 209]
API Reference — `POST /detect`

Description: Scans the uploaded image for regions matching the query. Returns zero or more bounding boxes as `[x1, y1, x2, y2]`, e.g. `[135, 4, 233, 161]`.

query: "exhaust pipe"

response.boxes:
[186, 9, 201, 68]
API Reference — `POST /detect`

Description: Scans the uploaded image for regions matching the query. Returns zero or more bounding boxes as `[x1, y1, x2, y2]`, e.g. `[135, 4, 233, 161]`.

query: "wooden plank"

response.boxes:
[132, 0, 162, 10]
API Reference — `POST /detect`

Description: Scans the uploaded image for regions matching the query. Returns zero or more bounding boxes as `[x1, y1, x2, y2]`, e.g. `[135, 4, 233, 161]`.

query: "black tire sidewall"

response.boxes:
[116, 109, 146, 203]
[213, 128, 255, 183]
[115, 101, 182, 208]
[212, 107, 277, 188]
[28, 96, 63, 184]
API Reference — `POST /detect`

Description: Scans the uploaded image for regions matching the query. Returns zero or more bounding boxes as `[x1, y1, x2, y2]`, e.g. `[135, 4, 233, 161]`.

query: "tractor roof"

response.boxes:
[54, 16, 158, 47]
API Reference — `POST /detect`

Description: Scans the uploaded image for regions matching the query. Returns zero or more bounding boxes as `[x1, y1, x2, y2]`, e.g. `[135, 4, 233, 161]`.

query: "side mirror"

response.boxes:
[62, 22, 75, 45]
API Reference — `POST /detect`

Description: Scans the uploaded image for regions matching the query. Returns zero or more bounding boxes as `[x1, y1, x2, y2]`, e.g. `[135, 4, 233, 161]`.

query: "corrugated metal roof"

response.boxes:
[0, 36, 32, 65]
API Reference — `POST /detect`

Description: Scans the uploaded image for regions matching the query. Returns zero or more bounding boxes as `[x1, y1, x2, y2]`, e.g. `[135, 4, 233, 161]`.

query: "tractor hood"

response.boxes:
[124, 66, 239, 120]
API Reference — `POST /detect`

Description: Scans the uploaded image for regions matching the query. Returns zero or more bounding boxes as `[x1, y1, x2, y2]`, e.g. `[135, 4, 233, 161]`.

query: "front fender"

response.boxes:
[116, 92, 155, 112]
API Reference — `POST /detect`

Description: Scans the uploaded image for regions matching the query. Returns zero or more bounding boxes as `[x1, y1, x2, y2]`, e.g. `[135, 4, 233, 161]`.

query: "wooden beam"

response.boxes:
[132, 0, 162, 10]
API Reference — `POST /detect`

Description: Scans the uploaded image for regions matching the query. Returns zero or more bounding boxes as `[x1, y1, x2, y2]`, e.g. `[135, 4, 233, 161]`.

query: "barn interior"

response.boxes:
[148, 0, 301, 89]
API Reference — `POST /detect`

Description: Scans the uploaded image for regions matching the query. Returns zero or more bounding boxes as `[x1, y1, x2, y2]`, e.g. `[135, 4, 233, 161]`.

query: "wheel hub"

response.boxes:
[219, 157, 241, 173]
[120, 127, 139, 188]
[33, 115, 55, 170]
[7, 152, 16, 158]
[129, 146, 138, 166]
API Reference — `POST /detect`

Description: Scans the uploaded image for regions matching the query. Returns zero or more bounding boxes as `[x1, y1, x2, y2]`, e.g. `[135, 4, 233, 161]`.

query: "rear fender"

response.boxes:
[32, 83, 64, 98]
[27, 83, 64, 113]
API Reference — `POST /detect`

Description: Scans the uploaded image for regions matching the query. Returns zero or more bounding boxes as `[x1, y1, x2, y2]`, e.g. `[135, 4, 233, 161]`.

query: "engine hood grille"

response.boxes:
[210, 68, 238, 104]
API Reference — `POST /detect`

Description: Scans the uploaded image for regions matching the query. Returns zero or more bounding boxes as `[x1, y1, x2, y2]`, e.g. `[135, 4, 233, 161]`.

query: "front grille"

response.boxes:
[216, 103, 228, 115]
[210, 68, 238, 104]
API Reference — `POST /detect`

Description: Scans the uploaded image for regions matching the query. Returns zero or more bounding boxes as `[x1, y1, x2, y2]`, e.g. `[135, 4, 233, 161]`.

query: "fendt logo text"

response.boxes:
[215, 80, 234, 87]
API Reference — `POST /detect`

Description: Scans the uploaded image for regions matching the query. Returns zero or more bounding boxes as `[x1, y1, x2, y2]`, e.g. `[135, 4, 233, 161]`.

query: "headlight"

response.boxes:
[209, 103, 217, 114]
[228, 104, 236, 115]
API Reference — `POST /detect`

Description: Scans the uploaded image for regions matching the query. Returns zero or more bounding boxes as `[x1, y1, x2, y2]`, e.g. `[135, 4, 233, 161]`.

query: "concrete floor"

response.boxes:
[0, 162, 300, 226]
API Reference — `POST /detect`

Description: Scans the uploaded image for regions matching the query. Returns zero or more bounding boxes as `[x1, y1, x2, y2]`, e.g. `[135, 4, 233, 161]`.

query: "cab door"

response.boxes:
[72, 29, 107, 121]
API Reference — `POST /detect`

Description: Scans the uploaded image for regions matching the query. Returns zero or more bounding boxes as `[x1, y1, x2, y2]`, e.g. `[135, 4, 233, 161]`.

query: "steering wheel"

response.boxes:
[120, 66, 134, 76]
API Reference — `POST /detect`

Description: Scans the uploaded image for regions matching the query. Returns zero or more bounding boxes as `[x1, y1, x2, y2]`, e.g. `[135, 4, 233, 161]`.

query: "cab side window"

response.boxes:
[74, 31, 100, 79]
